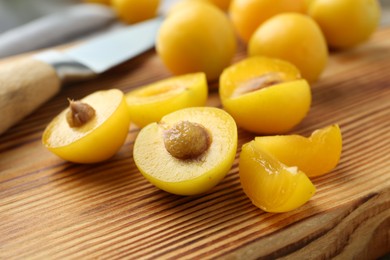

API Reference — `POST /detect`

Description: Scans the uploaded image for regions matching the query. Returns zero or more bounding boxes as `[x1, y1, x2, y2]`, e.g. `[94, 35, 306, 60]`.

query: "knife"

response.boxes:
[0, 17, 163, 136]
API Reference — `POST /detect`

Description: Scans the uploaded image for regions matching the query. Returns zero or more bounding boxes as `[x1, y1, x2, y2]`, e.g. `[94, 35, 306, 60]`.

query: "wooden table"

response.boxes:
[1, 26, 389, 259]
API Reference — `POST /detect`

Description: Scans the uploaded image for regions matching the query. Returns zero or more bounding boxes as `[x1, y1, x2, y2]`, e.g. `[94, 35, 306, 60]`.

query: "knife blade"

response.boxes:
[0, 17, 163, 136]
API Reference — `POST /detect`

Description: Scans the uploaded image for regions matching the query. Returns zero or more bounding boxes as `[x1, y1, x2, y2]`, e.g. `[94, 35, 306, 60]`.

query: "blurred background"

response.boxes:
[1, 0, 389, 33]
[0, 0, 179, 34]
[0, 0, 389, 58]
[380, 0, 390, 24]
[0, 0, 180, 58]
[0, 0, 79, 33]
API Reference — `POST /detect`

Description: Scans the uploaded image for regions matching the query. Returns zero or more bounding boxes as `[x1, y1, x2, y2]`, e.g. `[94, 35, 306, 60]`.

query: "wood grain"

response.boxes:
[0, 27, 389, 259]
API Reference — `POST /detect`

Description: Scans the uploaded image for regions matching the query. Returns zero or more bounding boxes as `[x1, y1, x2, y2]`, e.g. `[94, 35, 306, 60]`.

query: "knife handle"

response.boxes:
[0, 58, 61, 135]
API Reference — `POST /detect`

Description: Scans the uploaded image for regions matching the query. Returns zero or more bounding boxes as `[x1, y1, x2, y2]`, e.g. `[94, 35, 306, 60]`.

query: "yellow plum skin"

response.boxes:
[219, 56, 311, 134]
[308, 0, 381, 49]
[248, 13, 328, 83]
[166, 0, 209, 16]
[255, 125, 343, 177]
[239, 140, 316, 213]
[156, 2, 236, 81]
[133, 107, 238, 196]
[169, 0, 231, 12]
[201, 0, 231, 11]
[229, 0, 305, 43]
[207, 0, 231, 10]
[42, 89, 131, 163]
[125, 73, 208, 128]
[84, 0, 110, 5]
[111, 0, 160, 24]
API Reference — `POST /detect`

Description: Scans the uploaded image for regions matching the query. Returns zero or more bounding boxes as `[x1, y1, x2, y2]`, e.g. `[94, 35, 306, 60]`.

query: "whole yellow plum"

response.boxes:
[206, 0, 231, 10]
[111, 0, 160, 24]
[84, 0, 111, 5]
[156, 2, 236, 81]
[229, 0, 306, 43]
[308, 0, 381, 49]
[248, 13, 328, 83]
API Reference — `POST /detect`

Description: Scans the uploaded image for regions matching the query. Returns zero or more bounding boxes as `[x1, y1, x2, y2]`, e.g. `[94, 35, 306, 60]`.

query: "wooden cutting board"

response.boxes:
[0, 26, 389, 259]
